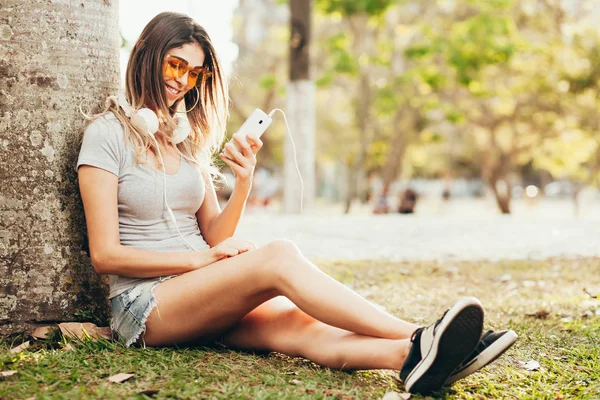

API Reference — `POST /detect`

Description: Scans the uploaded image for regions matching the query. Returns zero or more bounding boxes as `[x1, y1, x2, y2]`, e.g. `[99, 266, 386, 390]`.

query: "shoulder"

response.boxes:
[84, 111, 124, 137]
[82, 111, 127, 148]
[78, 111, 130, 173]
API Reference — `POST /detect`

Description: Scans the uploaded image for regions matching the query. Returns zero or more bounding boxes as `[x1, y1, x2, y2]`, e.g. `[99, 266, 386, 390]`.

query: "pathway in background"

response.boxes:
[236, 198, 600, 261]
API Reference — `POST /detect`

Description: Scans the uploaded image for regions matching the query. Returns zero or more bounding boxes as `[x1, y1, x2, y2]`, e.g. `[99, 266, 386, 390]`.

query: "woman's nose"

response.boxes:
[176, 71, 189, 86]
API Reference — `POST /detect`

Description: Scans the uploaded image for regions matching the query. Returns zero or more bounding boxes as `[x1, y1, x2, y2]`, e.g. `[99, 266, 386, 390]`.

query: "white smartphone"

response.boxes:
[234, 108, 272, 143]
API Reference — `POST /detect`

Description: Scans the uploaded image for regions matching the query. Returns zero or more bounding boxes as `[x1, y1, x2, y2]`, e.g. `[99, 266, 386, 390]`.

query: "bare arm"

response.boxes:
[196, 174, 249, 247]
[197, 134, 263, 246]
[78, 165, 219, 277]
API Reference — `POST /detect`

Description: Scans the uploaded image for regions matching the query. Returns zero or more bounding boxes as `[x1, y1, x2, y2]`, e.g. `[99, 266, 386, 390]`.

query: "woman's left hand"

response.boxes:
[219, 133, 263, 193]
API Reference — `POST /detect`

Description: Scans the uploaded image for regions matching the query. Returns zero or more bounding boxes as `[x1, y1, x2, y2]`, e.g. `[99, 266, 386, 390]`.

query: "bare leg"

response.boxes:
[222, 297, 412, 370]
[144, 240, 419, 346]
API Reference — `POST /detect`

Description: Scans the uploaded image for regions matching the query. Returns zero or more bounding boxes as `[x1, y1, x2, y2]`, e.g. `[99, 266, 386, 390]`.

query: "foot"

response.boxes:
[444, 329, 518, 385]
[399, 297, 484, 395]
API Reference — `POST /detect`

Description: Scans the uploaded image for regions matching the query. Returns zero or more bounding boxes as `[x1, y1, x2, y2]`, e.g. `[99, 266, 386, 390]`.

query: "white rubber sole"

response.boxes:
[405, 296, 484, 394]
[445, 329, 518, 385]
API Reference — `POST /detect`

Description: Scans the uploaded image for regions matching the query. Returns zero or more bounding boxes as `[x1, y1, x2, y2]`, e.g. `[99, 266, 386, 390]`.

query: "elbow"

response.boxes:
[90, 251, 108, 274]
[89, 247, 118, 275]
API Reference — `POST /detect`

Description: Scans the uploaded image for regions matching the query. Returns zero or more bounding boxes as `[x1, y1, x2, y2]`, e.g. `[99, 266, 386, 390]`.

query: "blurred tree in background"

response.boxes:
[231, 0, 600, 214]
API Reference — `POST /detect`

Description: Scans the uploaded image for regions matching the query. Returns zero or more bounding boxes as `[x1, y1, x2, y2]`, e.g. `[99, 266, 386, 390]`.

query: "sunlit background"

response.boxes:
[119, 0, 600, 219]
[119, 0, 239, 79]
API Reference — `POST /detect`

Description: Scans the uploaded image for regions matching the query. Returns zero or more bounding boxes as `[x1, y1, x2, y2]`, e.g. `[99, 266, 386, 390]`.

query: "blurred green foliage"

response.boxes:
[231, 0, 600, 212]
[315, 0, 397, 16]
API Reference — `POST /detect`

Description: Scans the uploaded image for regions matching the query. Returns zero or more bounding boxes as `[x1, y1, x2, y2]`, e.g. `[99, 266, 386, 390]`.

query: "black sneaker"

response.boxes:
[399, 297, 484, 395]
[444, 329, 518, 385]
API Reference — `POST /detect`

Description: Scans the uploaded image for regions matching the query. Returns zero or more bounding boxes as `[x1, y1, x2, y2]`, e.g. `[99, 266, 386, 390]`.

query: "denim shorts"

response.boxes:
[110, 275, 176, 347]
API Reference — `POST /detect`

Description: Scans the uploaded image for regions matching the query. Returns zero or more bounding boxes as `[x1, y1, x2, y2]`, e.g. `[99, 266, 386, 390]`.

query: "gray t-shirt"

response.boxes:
[77, 112, 210, 298]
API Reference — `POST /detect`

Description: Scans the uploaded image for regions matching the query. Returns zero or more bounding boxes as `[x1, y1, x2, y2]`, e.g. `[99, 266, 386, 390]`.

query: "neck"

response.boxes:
[154, 133, 173, 149]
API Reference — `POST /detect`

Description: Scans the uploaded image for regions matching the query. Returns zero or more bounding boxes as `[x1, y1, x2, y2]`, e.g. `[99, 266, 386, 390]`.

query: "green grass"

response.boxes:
[1, 258, 599, 399]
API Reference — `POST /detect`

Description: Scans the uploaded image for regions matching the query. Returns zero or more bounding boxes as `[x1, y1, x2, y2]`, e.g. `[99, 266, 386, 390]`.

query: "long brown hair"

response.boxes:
[91, 12, 228, 175]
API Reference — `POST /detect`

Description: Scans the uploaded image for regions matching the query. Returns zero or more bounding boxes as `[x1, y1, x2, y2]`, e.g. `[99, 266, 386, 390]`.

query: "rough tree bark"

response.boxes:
[0, 0, 120, 335]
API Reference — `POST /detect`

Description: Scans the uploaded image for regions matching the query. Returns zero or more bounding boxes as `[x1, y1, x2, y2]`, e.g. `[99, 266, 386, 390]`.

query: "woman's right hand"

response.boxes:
[210, 237, 256, 261]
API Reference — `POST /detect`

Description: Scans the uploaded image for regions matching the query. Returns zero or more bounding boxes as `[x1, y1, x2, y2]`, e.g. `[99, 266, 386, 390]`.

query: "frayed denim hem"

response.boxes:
[110, 275, 176, 348]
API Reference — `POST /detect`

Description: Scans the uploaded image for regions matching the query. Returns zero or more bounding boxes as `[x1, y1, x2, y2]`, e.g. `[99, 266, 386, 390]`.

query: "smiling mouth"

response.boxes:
[166, 85, 181, 96]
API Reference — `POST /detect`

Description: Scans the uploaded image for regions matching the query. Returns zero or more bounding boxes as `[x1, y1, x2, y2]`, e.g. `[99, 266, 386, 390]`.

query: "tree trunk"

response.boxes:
[572, 183, 582, 217]
[285, 0, 315, 213]
[0, 0, 120, 334]
[482, 126, 512, 214]
[381, 110, 412, 187]
[489, 179, 512, 214]
[343, 14, 371, 213]
[343, 162, 354, 214]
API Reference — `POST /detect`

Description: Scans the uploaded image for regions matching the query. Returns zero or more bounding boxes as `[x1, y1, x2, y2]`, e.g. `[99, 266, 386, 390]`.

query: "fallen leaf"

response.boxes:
[107, 373, 134, 383]
[31, 326, 53, 339]
[382, 392, 411, 400]
[504, 282, 519, 292]
[10, 341, 30, 354]
[526, 310, 550, 319]
[324, 390, 353, 400]
[58, 322, 112, 341]
[582, 310, 594, 319]
[0, 371, 18, 377]
[583, 287, 600, 298]
[518, 360, 541, 371]
[581, 300, 600, 309]
[138, 389, 160, 397]
[290, 379, 303, 385]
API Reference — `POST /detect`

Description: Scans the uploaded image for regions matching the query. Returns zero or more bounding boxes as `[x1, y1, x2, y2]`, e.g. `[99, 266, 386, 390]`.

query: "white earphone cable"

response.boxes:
[149, 135, 199, 252]
[268, 108, 304, 214]
[143, 107, 302, 252]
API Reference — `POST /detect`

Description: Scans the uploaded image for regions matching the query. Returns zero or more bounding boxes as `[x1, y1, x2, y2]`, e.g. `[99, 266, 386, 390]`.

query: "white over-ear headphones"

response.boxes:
[117, 91, 194, 144]
[115, 91, 201, 252]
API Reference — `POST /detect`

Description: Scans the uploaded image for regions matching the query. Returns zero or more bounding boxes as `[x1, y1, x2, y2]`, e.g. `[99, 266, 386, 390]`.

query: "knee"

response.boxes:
[264, 239, 301, 259]
[261, 239, 302, 269]
[255, 240, 305, 288]
[271, 307, 318, 355]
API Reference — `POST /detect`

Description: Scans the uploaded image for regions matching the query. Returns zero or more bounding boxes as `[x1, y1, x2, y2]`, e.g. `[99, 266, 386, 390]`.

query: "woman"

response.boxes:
[77, 12, 516, 395]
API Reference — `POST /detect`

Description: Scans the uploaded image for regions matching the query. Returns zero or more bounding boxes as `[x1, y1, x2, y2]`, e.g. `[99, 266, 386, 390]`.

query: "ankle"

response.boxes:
[395, 338, 411, 370]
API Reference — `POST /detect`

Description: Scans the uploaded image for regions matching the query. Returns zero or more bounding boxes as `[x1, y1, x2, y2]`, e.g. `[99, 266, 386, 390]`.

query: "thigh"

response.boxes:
[143, 247, 279, 346]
